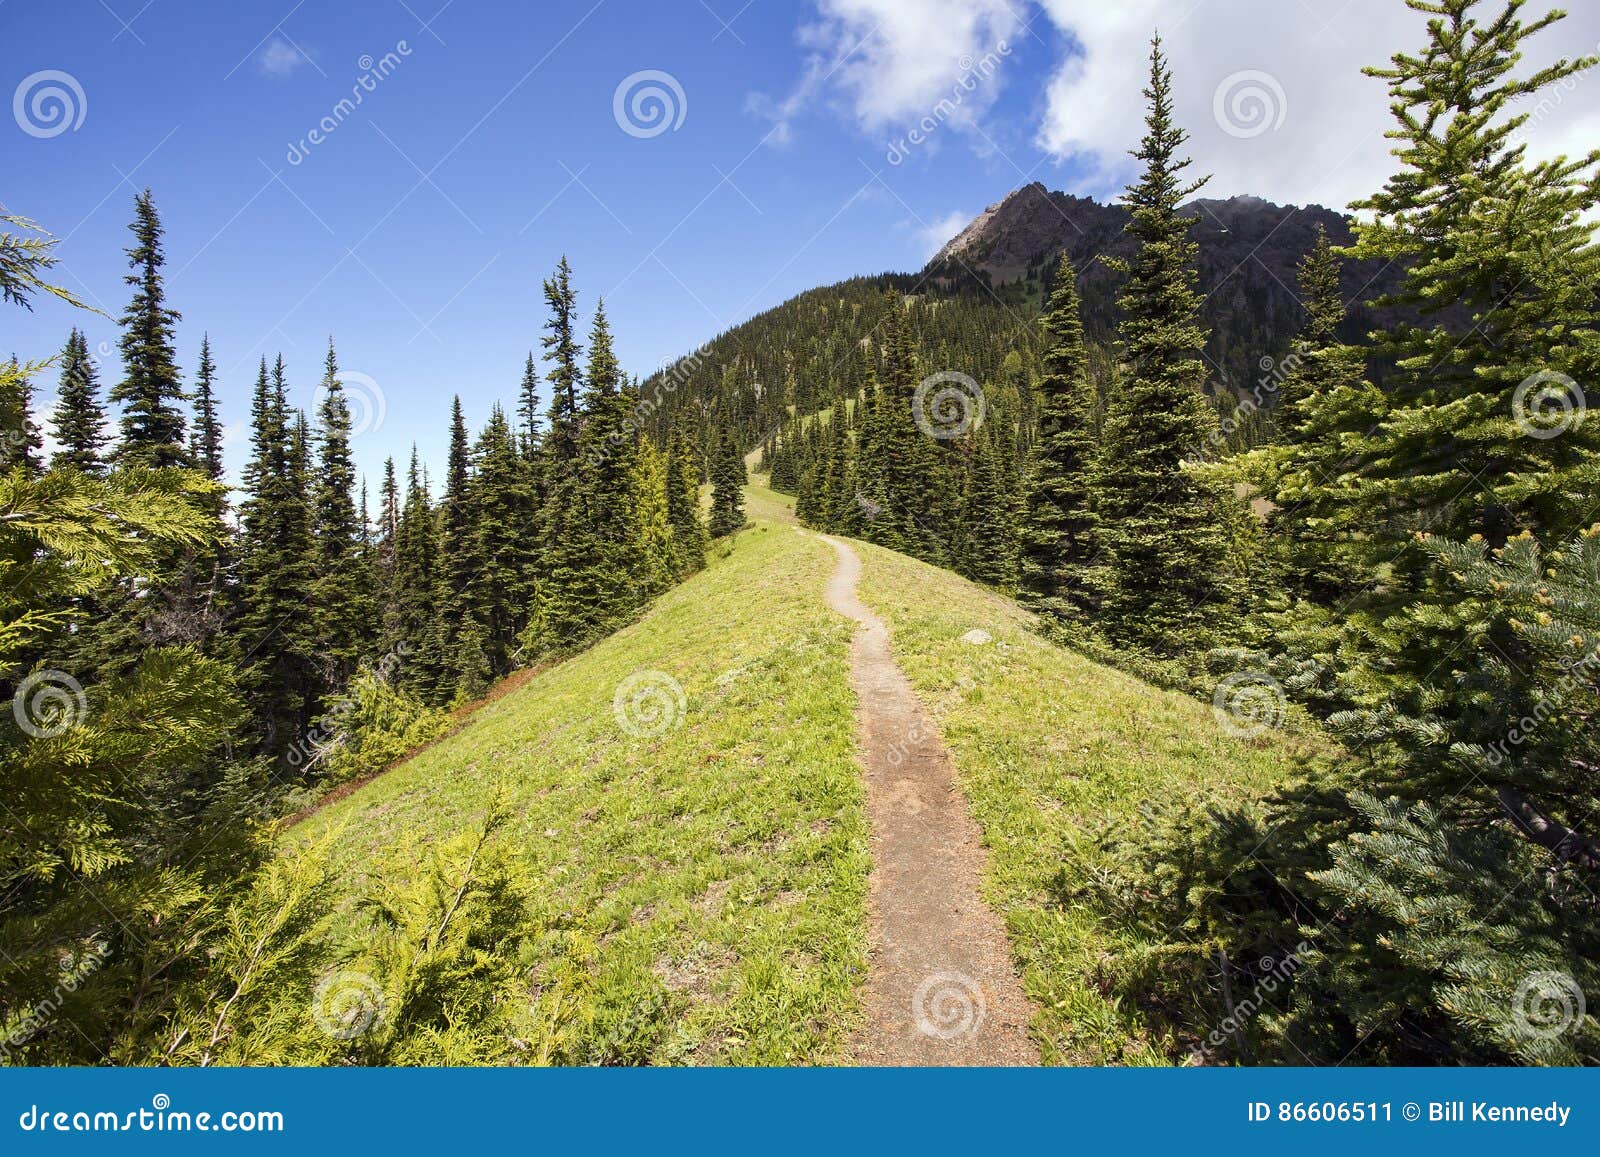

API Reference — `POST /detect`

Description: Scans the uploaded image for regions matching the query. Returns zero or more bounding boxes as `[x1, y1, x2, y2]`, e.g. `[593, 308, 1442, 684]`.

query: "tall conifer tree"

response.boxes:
[111, 190, 188, 468]
[310, 340, 373, 692]
[1018, 253, 1100, 621]
[1094, 37, 1238, 655]
[49, 328, 108, 474]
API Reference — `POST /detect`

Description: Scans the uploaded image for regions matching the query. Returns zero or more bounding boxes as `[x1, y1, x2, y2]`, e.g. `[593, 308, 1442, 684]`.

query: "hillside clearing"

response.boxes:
[285, 520, 869, 1065]
[281, 480, 1318, 1066]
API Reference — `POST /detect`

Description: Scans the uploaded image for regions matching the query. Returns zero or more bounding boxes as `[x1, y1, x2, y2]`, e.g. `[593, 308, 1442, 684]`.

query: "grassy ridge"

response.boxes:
[847, 537, 1323, 1064]
[287, 520, 869, 1064]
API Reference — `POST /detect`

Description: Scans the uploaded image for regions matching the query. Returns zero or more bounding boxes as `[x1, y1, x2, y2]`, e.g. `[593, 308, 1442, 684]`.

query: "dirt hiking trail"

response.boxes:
[819, 534, 1038, 1066]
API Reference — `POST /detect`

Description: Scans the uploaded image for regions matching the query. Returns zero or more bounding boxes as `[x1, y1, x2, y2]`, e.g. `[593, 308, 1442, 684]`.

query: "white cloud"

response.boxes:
[914, 210, 972, 259]
[777, 1, 1600, 211]
[1031, 0, 1600, 209]
[754, 0, 1022, 148]
[256, 37, 309, 79]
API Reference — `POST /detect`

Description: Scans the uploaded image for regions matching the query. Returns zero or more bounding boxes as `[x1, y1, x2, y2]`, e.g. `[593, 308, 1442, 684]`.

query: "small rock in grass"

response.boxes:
[959, 629, 993, 646]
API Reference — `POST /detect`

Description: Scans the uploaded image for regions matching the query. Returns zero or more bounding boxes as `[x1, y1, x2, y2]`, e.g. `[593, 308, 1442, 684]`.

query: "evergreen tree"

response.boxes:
[0, 358, 43, 475]
[183, 334, 232, 639]
[578, 301, 644, 616]
[666, 428, 706, 574]
[531, 260, 610, 651]
[633, 436, 676, 595]
[1094, 37, 1239, 655]
[1017, 253, 1100, 621]
[516, 351, 541, 460]
[1275, 0, 1600, 710]
[466, 403, 531, 676]
[1249, 229, 1376, 608]
[49, 328, 108, 473]
[959, 425, 1018, 587]
[310, 340, 374, 693]
[708, 423, 745, 537]
[434, 395, 481, 681]
[391, 448, 440, 695]
[375, 455, 401, 608]
[110, 190, 188, 468]
[235, 355, 319, 764]
[189, 333, 225, 479]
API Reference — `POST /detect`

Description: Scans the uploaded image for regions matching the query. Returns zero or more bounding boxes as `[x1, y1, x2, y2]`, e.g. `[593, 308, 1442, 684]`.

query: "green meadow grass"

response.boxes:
[287, 519, 868, 1064]
[284, 476, 1318, 1066]
[847, 537, 1324, 1064]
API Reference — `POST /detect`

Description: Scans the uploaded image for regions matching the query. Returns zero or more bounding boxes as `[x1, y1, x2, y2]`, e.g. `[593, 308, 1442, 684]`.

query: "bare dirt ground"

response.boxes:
[820, 534, 1038, 1066]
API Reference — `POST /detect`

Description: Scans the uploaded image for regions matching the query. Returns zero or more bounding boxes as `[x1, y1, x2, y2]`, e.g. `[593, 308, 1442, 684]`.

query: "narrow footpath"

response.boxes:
[820, 534, 1038, 1065]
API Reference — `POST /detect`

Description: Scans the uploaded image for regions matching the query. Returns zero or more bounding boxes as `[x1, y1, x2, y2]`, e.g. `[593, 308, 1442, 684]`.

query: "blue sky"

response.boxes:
[3, 0, 1083, 486]
[6, 0, 1595, 489]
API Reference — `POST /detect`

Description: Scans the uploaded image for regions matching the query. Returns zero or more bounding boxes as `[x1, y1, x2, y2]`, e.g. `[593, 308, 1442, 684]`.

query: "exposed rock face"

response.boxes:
[925, 182, 1407, 391]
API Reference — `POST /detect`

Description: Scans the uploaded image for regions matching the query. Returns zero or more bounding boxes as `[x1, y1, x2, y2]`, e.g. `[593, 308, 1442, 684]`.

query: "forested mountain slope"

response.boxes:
[641, 183, 1406, 457]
